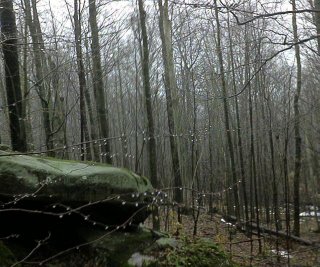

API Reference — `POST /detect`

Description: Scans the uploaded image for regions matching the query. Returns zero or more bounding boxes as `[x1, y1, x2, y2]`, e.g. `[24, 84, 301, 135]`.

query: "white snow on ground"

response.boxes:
[271, 250, 293, 259]
[299, 211, 320, 217]
[220, 218, 234, 227]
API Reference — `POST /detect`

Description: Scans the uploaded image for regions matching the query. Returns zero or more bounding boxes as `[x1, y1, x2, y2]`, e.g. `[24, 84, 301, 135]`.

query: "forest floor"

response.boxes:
[151, 212, 320, 267]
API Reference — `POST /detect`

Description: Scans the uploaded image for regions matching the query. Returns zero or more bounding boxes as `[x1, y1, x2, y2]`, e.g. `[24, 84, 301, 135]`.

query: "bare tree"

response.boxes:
[23, 0, 55, 155]
[158, 0, 183, 204]
[214, 0, 240, 220]
[74, 0, 92, 161]
[292, 0, 303, 237]
[88, 0, 112, 163]
[138, 0, 159, 229]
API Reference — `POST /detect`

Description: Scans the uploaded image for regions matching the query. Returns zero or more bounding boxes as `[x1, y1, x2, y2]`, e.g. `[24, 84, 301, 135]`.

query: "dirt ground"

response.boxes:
[148, 211, 320, 267]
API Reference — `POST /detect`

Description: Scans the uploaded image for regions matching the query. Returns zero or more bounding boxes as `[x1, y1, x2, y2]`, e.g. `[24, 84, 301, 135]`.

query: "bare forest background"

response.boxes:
[1, 0, 320, 243]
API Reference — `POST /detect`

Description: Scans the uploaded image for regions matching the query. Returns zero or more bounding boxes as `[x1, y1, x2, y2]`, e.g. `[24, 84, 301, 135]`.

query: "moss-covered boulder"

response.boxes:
[0, 150, 152, 200]
[0, 151, 153, 241]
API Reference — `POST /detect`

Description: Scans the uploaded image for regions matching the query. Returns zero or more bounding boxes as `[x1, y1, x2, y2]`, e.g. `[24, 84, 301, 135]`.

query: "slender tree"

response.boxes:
[67, 0, 99, 160]
[214, 0, 240, 220]
[158, 0, 183, 204]
[227, 12, 249, 226]
[246, 31, 261, 252]
[24, 0, 55, 155]
[138, 0, 159, 229]
[88, 0, 112, 163]
[292, 0, 302, 237]
[74, 0, 91, 160]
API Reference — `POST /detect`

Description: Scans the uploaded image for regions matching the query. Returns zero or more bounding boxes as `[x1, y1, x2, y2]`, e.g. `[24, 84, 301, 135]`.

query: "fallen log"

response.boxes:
[224, 215, 316, 246]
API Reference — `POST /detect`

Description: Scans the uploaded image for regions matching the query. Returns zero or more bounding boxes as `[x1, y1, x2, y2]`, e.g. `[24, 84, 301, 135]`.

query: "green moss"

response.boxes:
[152, 238, 237, 267]
[0, 241, 18, 267]
[0, 151, 153, 201]
[153, 237, 180, 250]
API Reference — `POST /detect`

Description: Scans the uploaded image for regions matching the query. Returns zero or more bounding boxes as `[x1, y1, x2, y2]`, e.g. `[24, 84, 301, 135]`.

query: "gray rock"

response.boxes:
[155, 237, 181, 249]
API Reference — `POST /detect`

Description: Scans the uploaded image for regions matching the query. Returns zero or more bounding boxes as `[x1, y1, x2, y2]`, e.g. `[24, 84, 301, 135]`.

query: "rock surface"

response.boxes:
[0, 150, 152, 201]
[0, 151, 153, 242]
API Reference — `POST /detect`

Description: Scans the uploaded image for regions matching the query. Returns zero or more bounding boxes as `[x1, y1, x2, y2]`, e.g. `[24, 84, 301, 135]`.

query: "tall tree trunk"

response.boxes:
[74, 0, 91, 161]
[88, 0, 112, 164]
[116, 47, 129, 168]
[21, 14, 33, 149]
[227, 13, 249, 226]
[138, 0, 159, 229]
[47, 2, 67, 158]
[0, 0, 27, 152]
[214, 0, 240, 220]
[246, 41, 262, 253]
[158, 0, 183, 204]
[24, 0, 54, 155]
[80, 24, 100, 161]
[266, 98, 281, 232]
[292, 0, 302, 237]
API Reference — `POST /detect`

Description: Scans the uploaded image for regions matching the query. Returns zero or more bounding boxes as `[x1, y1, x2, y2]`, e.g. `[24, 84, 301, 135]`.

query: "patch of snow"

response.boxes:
[271, 250, 292, 259]
[220, 218, 234, 227]
[299, 211, 320, 217]
[128, 252, 154, 267]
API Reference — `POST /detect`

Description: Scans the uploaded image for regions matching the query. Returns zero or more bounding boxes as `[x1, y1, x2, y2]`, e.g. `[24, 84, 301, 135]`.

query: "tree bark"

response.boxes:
[24, 0, 54, 155]
[227, 13, 249, 226]
[214, 0, 240, 220]
[74, 0, 91, 161]
[158, 0, 183, 204]
[138, 0, 159, 229]
[292, 0, 302, 237]
[88, 0, 112, 163]
[0, 0, 27, 152]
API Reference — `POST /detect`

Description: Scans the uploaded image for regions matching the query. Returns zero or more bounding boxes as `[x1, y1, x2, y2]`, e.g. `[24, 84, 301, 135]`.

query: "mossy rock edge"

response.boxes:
[0, 150, 153, 201]
[0, 241, 17, 267]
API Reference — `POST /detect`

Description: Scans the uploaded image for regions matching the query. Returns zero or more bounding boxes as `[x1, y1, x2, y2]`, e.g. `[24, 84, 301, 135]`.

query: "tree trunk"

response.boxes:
[74, 0, 91, 161]
[266, 99, 281, 231]
[21, 14, 33, 149]
[227, 13, 249, 226]
[138, 0, 159, 230]
[24, 0, 54, 155]
[88, 0, 112, 164]
[158, 0, 183, 204]
[0, 0, 27, 152]
[214, 0, 240, 220]
[247, 51, 262, 254]
[116, 47, 130, 168]
[292, 0, 302, 237]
